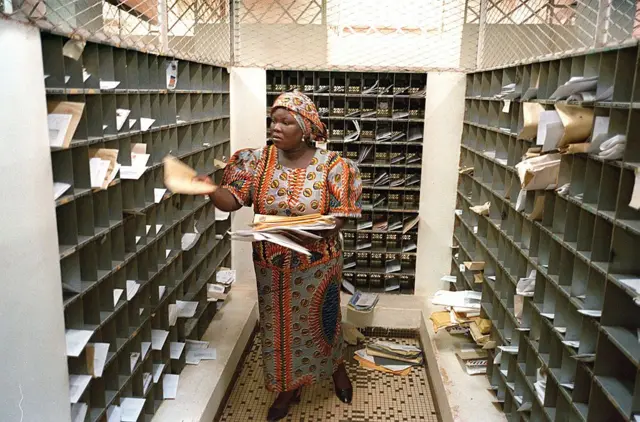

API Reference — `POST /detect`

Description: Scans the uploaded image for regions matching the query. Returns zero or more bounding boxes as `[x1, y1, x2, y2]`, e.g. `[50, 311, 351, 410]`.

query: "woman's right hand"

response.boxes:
[193, 174, 215, 186]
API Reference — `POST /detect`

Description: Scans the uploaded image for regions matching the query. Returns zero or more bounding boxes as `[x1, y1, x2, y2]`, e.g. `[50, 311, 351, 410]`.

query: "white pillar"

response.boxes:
[415, 72, 466, 298]
[0, 20, 71, 422]
[229, 67, 267, 289]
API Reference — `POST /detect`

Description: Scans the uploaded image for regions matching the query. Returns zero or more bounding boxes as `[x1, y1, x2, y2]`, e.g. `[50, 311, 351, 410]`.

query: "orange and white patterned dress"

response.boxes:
[221, 144, 362, 392]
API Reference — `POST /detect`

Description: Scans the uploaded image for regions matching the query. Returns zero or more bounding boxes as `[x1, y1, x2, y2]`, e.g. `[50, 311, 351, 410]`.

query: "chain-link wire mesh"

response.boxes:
[232, 0, 640, 72]
[1, 0, 230, 65]
[2, 0, 640, 71]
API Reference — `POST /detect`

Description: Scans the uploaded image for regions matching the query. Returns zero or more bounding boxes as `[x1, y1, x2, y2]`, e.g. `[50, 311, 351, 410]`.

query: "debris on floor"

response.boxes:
[430, 288, 493, 376]
[347, 290, 379, 312]
[455, 343, 488, 375]
[353, 339, 424, 376]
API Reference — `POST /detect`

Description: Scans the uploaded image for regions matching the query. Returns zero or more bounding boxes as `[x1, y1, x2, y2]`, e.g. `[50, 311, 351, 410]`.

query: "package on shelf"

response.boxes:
[515, 153, 562, 191]
[470, 201, 490, 216]
[518, 102, 545, 140]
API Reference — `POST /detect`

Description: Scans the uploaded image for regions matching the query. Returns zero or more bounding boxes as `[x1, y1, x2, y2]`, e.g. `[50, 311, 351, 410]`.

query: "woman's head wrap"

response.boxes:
[272, 91, 327, 144]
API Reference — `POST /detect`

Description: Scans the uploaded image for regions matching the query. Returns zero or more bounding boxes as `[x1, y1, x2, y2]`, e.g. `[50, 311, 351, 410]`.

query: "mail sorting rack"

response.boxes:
[44, 31, 232, 422]
[266, 70, 426, 294]
[452, 44, 640, 422]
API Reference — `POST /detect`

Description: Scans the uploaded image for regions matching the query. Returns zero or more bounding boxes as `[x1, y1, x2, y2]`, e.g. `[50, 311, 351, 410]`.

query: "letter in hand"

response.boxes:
[192, 175, 216, 199]
[163, 155, 217, 195]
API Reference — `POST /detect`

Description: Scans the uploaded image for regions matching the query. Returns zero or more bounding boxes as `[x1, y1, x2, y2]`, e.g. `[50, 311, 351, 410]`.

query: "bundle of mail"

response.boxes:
[229, 214, 336, 255]
[456, 343, 489, 375]
[344, 120, 361, 143]
[493, 83, 520, 101]
[429, 289, 493, 347]
[354, 340, 423, 376]
[347, 291, 379, 313]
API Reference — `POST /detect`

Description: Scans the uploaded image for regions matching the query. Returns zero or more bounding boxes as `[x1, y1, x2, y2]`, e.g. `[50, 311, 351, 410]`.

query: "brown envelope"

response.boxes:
[556, 104, 595, 147]
[163, 155, 216, 195]
[47, 101, 85, 148]
[516, 153, 562, 191]
[519, 103, 545, 140]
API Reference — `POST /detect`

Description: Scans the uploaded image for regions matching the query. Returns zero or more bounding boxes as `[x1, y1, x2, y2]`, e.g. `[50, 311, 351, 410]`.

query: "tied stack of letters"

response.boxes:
[354, 340, 423, 376]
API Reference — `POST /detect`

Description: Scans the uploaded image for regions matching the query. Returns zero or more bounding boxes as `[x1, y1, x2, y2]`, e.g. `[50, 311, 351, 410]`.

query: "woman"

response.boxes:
[195, 91, 362, 421]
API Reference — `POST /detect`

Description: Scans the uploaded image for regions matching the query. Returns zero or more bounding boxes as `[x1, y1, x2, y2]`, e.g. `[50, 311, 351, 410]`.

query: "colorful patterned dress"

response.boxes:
[221, 144, 362, 393]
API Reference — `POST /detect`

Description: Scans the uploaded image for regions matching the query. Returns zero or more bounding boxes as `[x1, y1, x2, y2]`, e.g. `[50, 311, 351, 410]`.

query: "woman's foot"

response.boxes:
[267, 388, 302, 421]
[332, 363, 353, 404]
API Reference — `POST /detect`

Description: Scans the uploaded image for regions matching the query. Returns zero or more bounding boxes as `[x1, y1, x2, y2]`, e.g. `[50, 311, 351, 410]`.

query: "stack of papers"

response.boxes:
[185, 340, 217, 365]
[374, 172, 390, 186]
[348, 291, 379, 312]
[455, 343, 488, 375]
[230, 214, 336, 256]
[207, 283, 228, 302]
[515, 154, 562, 191]
[354, 348, 412, 375]
[121, 143, 150, 180]
[549, 76, 598, 101]
[432, 290, 481, 314]
[357, 145, 373, 164]
[366, 340, 423, 365]
[216, 268, 236, 285]
[89, 149, 120, 189]
[376, 131, 405, 142]
[344, 120, 361, 143]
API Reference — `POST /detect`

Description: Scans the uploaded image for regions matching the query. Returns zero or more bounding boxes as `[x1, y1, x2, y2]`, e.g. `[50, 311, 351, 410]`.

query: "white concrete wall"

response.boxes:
[229, 67, 267, 289]
[415, 72, 466, 298]
[0, 19, 71, 422]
